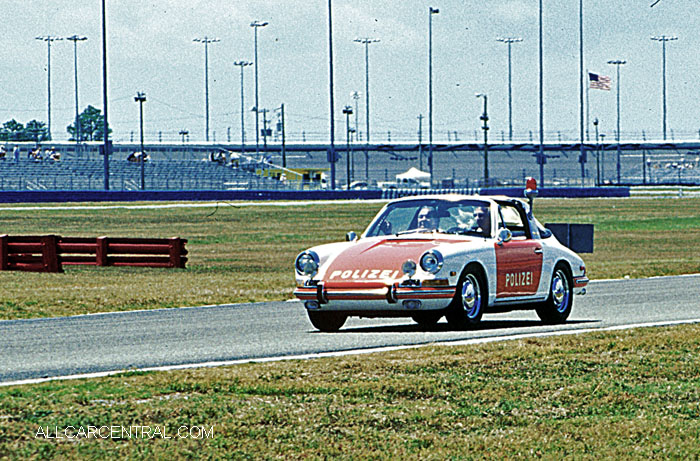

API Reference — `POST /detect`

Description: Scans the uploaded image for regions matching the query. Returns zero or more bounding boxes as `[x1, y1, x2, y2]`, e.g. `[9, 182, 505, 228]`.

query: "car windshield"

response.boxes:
[365, 199, 492, 237]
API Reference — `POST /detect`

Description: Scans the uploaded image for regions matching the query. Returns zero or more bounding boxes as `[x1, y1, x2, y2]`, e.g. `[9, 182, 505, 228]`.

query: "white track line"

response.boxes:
[3, 317, 700, 388]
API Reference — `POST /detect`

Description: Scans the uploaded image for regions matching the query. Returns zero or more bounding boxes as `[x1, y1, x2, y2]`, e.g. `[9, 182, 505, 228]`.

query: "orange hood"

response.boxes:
[321, 237, 467, 288]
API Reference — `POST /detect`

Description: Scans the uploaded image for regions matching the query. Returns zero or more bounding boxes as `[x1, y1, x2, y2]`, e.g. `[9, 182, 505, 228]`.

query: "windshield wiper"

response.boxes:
[396, 228, 440, 236]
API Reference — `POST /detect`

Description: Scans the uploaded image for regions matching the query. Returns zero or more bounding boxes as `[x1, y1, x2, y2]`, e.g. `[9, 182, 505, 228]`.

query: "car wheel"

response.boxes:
[411, 312, 443, 327]
[536, 264, 573, 324]
[307, 311, 347, 332]
[446, 266, 486, 328]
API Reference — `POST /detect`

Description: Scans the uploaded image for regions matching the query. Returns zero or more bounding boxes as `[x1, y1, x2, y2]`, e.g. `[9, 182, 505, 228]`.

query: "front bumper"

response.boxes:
[294, 282, 456, 311]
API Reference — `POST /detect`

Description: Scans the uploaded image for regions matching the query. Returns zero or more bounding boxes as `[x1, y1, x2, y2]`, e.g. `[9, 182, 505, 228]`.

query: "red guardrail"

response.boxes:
[0, 235, 187, 272]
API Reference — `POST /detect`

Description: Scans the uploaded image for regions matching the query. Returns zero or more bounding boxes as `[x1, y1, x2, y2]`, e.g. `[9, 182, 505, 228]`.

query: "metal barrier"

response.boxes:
[0, 235, 187, 273]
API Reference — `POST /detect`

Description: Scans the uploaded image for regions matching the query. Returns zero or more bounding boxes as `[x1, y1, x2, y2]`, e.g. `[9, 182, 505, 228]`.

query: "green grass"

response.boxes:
[1, 324, 699, 459]
[1, 198, 700, 319]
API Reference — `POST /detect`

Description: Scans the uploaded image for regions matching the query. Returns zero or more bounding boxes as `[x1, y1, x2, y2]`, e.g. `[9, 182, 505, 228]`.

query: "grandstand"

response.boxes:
[0, 140, 698, 190]
[0, 147, 287, 191]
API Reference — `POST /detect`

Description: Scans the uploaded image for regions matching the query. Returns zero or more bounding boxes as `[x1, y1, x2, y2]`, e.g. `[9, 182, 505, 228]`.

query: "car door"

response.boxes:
[494, 203, 543, 298]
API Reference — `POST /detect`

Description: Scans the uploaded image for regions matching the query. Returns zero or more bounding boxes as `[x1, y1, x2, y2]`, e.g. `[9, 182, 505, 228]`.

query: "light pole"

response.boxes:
[343, 105, 353, 187]
[251, 20, 268, 158]
[578, 0, 585, 186]
[607, 59, 626, 184]
[354, 37, 379, 181]
[275, 104, 286, 168]
[600, 133, 606, 182]
[476, 93, 489, 185]
[651, 35, 677, 141]
[101, 0, 110, 190]
[179, 130, 189, 144]
[66, 35, 87, 155]
[496, 37, 522, 142]
[593, 118, 600, 186]
[537, 0, 545, 186]
[327, 1, 337, 189]
[351, 91, 360, 138]
[35, 35, 62, 140]
[193, 37, 220, 142]
[134, 92, 146, 190]
[233, 61, 252, 156]
[428, 7, 439, 187]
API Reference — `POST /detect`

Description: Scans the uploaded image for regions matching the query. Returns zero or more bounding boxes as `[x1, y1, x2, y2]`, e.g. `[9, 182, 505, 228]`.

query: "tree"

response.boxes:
[0, 119, 25, 141]
[24, 120, 49, 142]
[0, 119, 49, 142]
[67, 105, 111, 141]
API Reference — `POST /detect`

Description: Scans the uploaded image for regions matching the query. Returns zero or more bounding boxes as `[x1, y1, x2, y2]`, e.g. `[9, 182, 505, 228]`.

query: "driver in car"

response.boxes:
[472, 206, 491, 236]
[416, 206, 439, 230]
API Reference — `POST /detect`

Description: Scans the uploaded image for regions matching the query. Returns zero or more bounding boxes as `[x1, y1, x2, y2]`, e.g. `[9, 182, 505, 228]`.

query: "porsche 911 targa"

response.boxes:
[294, 195, 588, 332]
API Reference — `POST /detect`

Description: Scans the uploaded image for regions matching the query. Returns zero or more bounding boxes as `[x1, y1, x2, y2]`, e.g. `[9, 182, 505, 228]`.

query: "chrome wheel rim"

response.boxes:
[551, 270, 570, 313]
[461, 274, 481, 319]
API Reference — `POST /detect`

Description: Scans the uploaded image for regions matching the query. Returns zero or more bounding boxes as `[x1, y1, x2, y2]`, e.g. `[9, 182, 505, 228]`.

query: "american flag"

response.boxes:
[589, 72, 612, 91]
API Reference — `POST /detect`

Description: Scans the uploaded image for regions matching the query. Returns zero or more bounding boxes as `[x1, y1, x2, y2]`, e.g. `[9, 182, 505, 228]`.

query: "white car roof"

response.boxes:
[388, 194, 525, 206]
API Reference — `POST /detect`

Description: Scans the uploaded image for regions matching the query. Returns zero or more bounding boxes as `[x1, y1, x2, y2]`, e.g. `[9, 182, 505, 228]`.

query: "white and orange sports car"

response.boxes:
[294, 195, 589, 332]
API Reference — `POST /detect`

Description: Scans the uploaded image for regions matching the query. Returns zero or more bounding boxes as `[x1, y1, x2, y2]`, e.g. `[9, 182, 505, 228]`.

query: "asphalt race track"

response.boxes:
[1, 274, 699, 386]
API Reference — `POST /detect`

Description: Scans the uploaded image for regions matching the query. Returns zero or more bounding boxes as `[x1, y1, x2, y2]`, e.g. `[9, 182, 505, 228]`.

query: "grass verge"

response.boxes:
[1, 324, 699, 459]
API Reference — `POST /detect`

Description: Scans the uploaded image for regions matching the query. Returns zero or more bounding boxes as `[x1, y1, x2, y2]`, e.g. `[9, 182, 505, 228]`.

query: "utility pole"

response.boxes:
[193, 36, 220, 142]
[134, 92, 147, 190]
[35, 35, 63, 140]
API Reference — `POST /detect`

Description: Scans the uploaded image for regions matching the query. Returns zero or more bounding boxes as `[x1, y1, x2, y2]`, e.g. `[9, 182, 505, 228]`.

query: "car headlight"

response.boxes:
[420, 250, 443, 274]
[295, 251, 320, 276]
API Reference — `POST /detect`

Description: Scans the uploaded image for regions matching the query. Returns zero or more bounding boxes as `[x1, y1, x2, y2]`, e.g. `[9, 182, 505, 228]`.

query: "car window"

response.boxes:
[498, 204, 527, 238]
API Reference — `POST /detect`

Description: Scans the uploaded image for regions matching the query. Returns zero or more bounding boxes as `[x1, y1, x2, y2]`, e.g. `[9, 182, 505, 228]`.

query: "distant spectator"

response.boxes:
[127, 151, 149, 162]
[0, 146, 6, 160]
[12, 145, 19, 162]
[29, 147, 42, 161]
[210, 151, 226, 164]
[49, 148, 61, 162]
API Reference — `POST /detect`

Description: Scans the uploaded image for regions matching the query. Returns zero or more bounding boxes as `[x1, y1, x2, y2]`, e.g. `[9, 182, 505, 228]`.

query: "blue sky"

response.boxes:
[1, 0, 698, 144]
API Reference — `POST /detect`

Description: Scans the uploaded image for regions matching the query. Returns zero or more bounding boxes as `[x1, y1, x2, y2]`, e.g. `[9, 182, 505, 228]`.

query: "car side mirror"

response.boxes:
[346, 231, 358, 242]
[497, 228, 512, 245]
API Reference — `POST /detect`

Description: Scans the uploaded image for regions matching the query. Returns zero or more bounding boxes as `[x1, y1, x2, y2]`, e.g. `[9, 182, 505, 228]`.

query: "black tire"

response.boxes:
[536, 264, 573, 324]
[307, 311, 347, 332]
[446, 266, 486, 328]
[411, 312, 443, 327]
